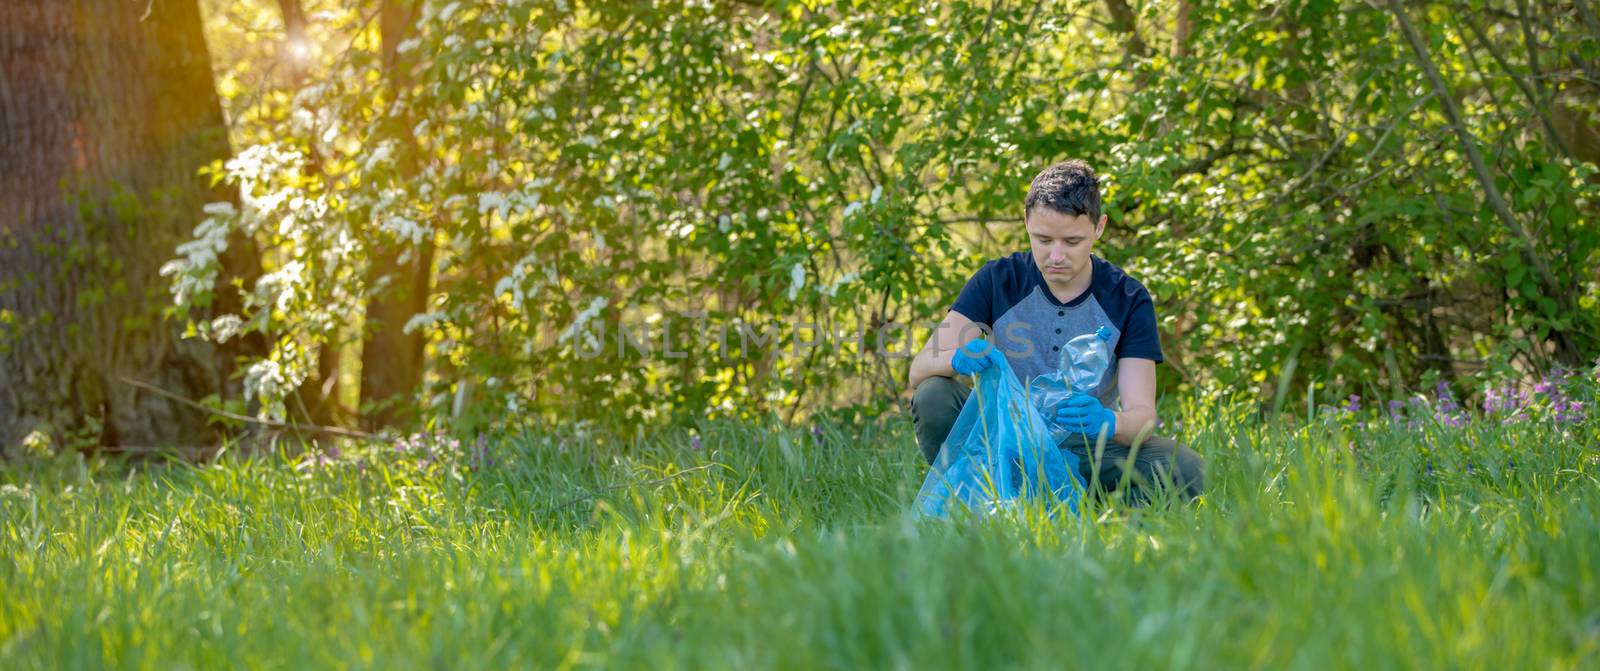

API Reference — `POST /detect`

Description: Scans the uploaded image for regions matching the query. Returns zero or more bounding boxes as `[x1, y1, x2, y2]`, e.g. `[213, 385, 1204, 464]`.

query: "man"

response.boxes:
[907, 160, 1205, 501]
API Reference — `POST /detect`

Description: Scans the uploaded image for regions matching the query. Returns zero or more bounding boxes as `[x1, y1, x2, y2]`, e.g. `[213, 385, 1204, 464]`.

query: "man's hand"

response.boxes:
[950, 338, 1005, 376]
[1055, 393, 1116, 439]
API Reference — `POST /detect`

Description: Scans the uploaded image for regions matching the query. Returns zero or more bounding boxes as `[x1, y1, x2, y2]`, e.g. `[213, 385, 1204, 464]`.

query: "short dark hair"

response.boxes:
[1024, 160, 1101, 223]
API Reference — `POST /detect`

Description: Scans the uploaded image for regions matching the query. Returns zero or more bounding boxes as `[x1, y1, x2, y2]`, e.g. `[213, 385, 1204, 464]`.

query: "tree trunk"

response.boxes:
[1173, 0, 1195, 59]
[1102, 0, 1149, 61]
[0, 0, 246, 452]
[1551, 89, 1600, 167]
[266, 0, 345, 428]
[359, 0, 432, 429]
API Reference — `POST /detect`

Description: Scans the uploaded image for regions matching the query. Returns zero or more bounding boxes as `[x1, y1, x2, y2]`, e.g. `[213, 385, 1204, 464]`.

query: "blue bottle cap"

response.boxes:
[1095, 326, 1112, 340]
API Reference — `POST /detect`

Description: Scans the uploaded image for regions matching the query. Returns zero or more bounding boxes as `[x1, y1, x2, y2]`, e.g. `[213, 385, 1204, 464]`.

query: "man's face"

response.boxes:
[1026, 206, 1104, 285]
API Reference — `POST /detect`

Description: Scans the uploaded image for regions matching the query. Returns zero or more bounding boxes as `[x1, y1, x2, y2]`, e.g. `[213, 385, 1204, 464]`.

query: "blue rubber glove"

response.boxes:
[950, 338, 1005, 376]
[1055, 393, 1117, 439]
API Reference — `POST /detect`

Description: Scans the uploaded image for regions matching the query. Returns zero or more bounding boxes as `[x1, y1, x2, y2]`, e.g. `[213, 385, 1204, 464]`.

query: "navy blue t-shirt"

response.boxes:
[949, 252, 1163, 406]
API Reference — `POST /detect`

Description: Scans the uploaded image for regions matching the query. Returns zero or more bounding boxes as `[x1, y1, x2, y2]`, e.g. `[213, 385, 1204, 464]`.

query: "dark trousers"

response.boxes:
[910, 375, 1205, 501]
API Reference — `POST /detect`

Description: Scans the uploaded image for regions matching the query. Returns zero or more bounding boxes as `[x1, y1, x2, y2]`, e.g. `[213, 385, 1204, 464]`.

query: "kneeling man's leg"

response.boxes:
[1069, 435, 1205, 501]
[910, 376, 971, 465]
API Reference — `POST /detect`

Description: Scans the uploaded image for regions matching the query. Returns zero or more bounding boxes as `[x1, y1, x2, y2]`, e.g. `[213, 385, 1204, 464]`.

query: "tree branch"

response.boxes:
[1458, 7, 1573, 159]
[1384, 0, 1581, 363]
[120, 377, 380, 441]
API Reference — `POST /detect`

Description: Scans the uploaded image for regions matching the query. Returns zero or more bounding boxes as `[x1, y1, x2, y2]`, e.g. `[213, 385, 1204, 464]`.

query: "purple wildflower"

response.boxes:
[1555, 399, 1587, 424]
[1535, 367, 1587, 425]
[689, 434, 702, 451]
[304, 447, 336, 469]
[469, 434, 493, 470]
[1432, 383, 1466, 427]
[812, 424, 824, 446]
[1482, 382, 1529, 422]
[1344, 394, 1361, 414]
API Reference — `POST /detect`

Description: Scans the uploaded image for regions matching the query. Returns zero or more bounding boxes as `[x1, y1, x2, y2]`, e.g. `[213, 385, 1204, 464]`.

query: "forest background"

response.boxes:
[2, 0, 1598, 450]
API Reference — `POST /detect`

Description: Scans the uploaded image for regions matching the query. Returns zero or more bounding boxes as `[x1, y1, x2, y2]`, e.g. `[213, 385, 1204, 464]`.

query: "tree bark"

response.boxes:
[1103, 0, 1149, 61]
[0, 0, 247, 451]
[359, 0, 432, 429]
[277, 0, 309, 83]
[1173, 0, 1195, 59]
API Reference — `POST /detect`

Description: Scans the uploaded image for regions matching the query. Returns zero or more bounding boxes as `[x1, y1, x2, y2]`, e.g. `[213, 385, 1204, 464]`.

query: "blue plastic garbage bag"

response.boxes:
[913, 352, 1085, 519]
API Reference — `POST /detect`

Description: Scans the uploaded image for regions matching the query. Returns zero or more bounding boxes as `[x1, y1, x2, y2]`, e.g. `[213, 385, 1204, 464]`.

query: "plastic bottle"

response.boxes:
[1061, 326, 1114, 394]
[1029, 326, 1114, 444]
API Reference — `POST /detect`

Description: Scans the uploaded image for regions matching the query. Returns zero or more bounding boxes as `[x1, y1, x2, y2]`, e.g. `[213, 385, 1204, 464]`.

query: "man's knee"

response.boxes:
[1124, 436, 1206, 500]
[1169, 443, 1205, 499]
[911, 376, 968, 464]
[1145, 438, 1205, 499]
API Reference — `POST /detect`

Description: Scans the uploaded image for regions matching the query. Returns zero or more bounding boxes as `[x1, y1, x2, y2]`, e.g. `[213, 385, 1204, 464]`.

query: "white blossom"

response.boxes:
[478, 191, 512, 222]
[559, 296, 609, 343]
[243, 358, 302, 420]
[225, 143, 303, 186]
[162, 205, 235, 306]
[254, 260, 306, 311]
[209, 314, 244, 342]
[380, 215, 428, 245]
[787, 262, 806, 301]
[362, 141, 395, 172]
[403, 311, 446, 334]
[495, 253, 550, 305]
[825, 271, 858, 297]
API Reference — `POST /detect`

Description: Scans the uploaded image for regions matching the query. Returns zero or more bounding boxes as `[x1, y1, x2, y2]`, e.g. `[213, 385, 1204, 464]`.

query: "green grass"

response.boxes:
[2, 404, 1598, 670]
